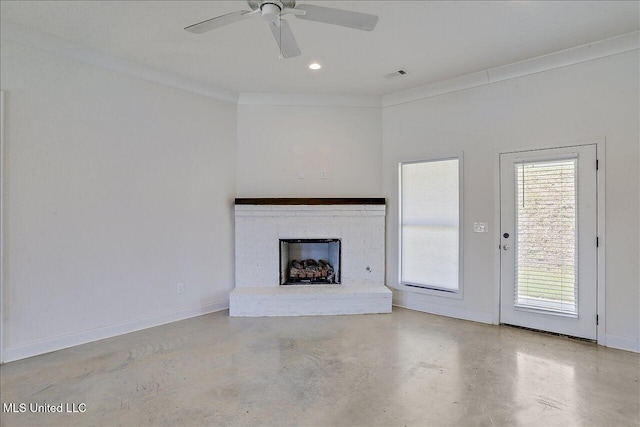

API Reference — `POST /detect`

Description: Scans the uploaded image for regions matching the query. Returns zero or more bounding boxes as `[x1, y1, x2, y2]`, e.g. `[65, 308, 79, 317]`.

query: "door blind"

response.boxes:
[514, 158, 578, 315]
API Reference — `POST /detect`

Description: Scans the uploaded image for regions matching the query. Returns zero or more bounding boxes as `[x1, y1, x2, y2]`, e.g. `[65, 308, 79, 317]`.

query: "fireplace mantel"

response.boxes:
[230, 200, 392, 317]
[235, 198, 385, 205]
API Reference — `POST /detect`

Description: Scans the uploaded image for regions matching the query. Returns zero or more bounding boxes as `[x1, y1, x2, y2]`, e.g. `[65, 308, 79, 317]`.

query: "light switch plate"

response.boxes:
[473, 222, 488, 233]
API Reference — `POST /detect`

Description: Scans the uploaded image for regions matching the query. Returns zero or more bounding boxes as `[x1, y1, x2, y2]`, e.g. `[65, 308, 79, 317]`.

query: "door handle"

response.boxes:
[502, 244, 510, 251]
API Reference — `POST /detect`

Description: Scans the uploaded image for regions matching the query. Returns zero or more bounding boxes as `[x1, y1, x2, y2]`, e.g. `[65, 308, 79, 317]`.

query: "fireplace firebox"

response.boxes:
[279, 239, 341, 285]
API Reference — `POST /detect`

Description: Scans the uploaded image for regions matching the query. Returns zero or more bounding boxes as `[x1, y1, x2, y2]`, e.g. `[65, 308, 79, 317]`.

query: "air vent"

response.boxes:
[384, 69, 409, 79]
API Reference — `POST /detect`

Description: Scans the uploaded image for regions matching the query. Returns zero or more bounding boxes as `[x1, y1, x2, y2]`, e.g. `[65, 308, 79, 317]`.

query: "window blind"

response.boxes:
[514, 158, 578, 314]
[401, 158, 459, 291]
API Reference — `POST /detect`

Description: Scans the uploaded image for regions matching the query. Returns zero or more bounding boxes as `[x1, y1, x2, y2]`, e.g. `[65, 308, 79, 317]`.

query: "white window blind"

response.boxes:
[400, 158, 460, 291]
[515, 158, 578, 314]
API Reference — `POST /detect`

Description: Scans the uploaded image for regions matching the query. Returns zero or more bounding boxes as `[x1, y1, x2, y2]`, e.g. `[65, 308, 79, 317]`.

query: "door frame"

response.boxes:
[0, 90, 5, 363]
[492, 138, 606, 346]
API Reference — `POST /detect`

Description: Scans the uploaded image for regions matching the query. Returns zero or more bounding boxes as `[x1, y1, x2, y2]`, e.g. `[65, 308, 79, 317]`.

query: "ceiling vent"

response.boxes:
[384, 69, 409, 79]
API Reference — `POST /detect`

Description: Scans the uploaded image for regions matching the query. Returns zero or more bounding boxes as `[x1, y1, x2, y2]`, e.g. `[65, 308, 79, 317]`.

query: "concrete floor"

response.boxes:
[1, 308, 638, 427]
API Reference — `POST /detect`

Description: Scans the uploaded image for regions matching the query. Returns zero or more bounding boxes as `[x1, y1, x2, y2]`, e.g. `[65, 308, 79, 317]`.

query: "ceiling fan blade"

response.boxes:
[185, 10, 255, 34]
[282, 7, 306, 16]
[294, 4, 378, 31]
[269, 20, 301, 59]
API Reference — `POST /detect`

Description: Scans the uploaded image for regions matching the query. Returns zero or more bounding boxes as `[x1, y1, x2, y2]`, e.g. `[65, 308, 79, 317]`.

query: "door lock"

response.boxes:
[502, 244, 510, 251]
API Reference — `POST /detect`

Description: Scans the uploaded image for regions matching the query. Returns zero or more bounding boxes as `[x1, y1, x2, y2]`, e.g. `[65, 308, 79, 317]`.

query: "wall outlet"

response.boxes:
[177, 283, 184, 294]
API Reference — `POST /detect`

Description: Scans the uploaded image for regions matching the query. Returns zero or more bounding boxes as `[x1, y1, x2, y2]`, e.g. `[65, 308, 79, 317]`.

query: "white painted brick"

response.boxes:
[229, 285, 393, 317]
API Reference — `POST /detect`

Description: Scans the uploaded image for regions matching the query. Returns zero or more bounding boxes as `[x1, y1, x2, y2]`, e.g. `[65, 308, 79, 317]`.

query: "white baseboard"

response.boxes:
[604, 333, 640, 353]
[2, 300, 229, 363]
[392, 290, 493, 324]
[394, 290, 639, 353]
[4, 297, 636, 362]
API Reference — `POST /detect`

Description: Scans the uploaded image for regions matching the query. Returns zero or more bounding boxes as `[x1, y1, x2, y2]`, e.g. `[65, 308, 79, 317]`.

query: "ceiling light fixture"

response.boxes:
[309, 63, 322, 70]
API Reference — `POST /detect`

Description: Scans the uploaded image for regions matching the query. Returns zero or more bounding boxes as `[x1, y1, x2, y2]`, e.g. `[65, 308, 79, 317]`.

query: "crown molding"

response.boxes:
[238, 93, 381, 108]
[382, 31, 640, 108]
[0, 21, 238, 104]
[2, 20, 637, 110]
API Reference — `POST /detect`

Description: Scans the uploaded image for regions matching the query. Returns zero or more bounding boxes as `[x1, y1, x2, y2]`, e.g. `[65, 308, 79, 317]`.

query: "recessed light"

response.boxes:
[309, 63, 322, 70]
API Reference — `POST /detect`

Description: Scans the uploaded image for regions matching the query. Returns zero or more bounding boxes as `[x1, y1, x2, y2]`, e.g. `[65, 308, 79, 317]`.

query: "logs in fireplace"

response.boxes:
[288, 259, 336, 284]
[280, 238, 341, 285]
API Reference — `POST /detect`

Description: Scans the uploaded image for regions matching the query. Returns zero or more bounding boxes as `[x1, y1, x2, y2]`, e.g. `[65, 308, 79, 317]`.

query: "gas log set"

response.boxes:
[288, 259, 336, 284]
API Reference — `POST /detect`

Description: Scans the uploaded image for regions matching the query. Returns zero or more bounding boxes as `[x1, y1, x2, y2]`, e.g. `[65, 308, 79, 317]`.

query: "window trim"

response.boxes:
[398, 153, 464, 299]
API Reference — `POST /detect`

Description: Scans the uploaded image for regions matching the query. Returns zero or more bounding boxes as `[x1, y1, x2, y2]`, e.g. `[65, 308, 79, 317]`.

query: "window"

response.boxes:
[400, 157, 462, 292]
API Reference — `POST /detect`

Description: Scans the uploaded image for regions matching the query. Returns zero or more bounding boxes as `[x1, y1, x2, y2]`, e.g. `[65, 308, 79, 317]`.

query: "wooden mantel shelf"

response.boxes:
[234, 198, 385, 205]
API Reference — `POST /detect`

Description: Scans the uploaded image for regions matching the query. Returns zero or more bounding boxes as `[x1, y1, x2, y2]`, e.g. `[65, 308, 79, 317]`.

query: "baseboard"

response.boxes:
[2, 300, 229, 363]
[604, 333, 640, 353]
[393, 290, 639, 353]
[393, 290, 493, 324]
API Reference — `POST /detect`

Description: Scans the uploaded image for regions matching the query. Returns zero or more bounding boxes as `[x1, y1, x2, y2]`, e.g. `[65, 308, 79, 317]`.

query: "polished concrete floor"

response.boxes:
[1, 308, 638, 427]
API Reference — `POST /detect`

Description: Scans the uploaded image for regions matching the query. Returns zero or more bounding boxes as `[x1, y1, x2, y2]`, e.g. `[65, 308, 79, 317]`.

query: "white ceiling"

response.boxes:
[1, 1, 638, 97]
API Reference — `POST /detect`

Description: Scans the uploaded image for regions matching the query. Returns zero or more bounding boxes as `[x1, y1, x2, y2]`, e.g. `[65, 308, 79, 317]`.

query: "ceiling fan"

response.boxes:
[184, 1, 379, 59]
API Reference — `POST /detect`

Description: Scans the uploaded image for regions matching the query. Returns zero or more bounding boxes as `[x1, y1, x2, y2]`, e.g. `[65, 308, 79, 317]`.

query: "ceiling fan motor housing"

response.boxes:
[248, 0, 296, 22]
[247, 0, 296, 11]
[260, 2, 282, 22]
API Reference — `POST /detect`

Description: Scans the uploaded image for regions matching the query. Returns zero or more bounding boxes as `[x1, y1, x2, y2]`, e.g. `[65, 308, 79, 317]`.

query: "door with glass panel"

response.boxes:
[500, 145, 597, 339]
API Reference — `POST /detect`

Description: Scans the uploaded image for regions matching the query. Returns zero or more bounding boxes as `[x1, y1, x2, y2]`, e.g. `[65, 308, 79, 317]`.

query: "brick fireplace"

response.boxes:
[229, 198, 392, 316]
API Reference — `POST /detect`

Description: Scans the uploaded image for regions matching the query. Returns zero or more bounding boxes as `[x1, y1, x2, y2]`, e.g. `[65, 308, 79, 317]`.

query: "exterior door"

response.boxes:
[500, 145, 598, 339]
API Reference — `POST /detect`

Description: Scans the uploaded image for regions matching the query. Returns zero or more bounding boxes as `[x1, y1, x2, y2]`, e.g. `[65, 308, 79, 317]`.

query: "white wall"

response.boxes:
[236, 104, 382, 197]
[383, 50, 639, 350]
[0, 40, 237, 361]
